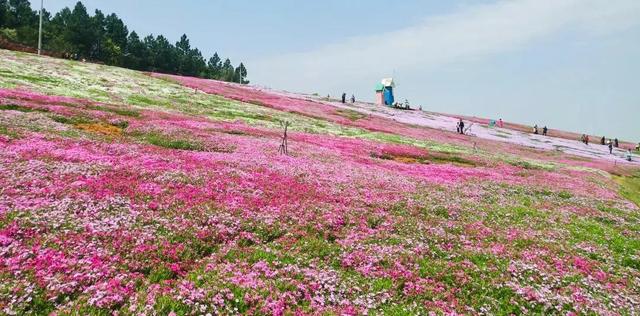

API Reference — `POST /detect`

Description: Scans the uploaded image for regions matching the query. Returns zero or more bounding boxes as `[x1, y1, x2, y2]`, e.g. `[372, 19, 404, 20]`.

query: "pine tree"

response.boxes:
[0, 0, 8, 27]
[102, 13, 127, 65]
[7, 0, 36, 28]
[207, 53, 222, 79]
[104, 13, 128, 50]
[238, 63, 248, 84]
[124, 31, 147, 70]
[66, 2, 95, 58]
[90, 9, 106, 60]
[149, 35, 177, 73]
[175, 34, 192, 75]
[221, 58, 235, 81]
[190, 48, 207, 77]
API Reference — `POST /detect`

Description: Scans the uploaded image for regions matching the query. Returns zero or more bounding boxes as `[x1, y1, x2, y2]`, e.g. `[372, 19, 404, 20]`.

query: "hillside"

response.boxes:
[1, 49, 639, 315]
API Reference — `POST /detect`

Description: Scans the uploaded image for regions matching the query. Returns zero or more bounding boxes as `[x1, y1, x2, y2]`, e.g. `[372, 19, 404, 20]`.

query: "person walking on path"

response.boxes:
[608, 140, 613, 154]
[543, 126, 548, 136]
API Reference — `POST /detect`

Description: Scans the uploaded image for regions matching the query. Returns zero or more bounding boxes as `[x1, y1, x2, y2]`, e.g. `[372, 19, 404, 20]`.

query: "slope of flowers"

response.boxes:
[156, 74, 639, 173]
[1, 86, 639, 315]
[1, 50, 640, 315]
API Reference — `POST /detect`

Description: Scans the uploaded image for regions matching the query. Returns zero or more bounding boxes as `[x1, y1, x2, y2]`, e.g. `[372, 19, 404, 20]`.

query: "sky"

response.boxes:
[30, 0, 640, 141]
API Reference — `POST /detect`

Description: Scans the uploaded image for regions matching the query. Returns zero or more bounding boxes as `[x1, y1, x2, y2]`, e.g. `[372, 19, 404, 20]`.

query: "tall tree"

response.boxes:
[148, 35, 177, 73]
[6, 0, 35, 28]
[220, 58, 235, 81]
[90, 9, 106, 60]
[175, 34, 192, 75]
[66, 2, 95, 58]
[236, 63, 248, 84]
[124, 31, 147, 70]
[207, 53, 221, 79]
[48, 7, 73, 53]
[0, 0, 8, 27]
[104, 13, 128, 65]
[190, 48, 207, 77]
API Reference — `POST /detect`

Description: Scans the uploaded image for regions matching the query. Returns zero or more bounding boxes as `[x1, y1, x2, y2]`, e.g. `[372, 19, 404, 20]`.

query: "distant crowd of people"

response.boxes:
[341, 92, 356, 104]
[456, 119, 465, 135]
[509, 120, 634, 162]
[532, 124, 548, 136]
[583, 135, 634, 161]
[333, 95, 637, 162]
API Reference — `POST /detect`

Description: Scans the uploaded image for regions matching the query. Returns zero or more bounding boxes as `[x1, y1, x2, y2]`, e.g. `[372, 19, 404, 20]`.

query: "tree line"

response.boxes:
[0, 0, 248, 83]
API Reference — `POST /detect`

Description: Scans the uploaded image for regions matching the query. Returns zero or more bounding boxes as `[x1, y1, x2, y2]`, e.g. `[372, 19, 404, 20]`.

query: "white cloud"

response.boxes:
[248, 0, 640, 94]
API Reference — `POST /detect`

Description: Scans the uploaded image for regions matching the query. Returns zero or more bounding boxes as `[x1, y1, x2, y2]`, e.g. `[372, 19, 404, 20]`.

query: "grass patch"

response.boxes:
[336, 108, 367, 121]
[0, 104, 48, 112]
[210, 109, 275, 122]
[136, 131, 207, 151]
[127, 94, 170, 107]
[0, 125, 19, 138]
[569, 217, 640, 269]
[153, 296, 191, 314]
[89, 105, 141, 118]
[502, 156, 555, 171]
[616, 173, 640, 207]
[148, 266, 176, 284]
[429, 152, 478, 167]
[50, 114, 95, 125]
[293, 236, 341, 261]
[0, 71, 62, 85]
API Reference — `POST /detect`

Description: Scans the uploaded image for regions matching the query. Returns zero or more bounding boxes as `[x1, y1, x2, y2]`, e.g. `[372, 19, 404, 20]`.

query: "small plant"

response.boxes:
[109, 120, 129, 129]
[278, 120, 290, 155]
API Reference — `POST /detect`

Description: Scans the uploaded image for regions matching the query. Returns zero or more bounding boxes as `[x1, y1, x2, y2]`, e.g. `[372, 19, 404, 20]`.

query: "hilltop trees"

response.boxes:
[0, 1, 6, 27]
[0, 1, 247, 83]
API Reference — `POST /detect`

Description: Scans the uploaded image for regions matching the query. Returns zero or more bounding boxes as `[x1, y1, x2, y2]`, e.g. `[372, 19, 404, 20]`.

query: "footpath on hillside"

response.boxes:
[273, 89, 639, 166]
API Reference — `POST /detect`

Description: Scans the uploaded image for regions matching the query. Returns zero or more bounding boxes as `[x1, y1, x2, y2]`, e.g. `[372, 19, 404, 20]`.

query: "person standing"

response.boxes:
[627, 149, 633, 162]
[350, 95, 355, 103]
[608, 140, 613, 154]
[459, 119, 465, 135]
[601, 136, 606, 145]
[341, 93, 346, 103]
[498, 119, 504, 128]
[533, 125, 539, 135]
[585, 135, 589, 145]
[614, 138, 619, 148]
[543, 126, 548, 136]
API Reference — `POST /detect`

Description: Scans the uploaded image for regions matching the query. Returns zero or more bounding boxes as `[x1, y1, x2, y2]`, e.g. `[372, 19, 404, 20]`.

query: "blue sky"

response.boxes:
[32, 0, 639, 141]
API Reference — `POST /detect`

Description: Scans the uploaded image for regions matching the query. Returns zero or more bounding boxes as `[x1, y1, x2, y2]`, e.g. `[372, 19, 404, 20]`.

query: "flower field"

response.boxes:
[1, 49, 640, 315]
